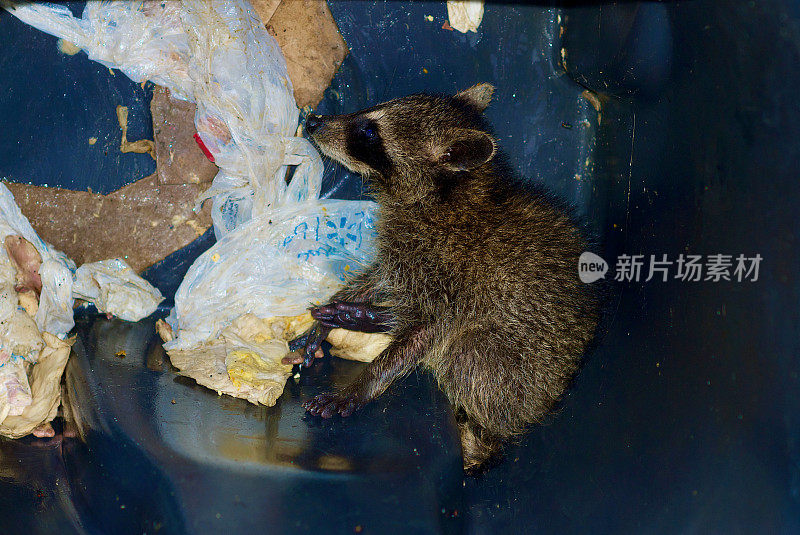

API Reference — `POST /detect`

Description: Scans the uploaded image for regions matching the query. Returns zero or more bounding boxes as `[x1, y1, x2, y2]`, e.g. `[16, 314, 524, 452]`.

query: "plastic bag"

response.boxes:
[7, 0, 378, 354]
[0, 183, 162, 434]
[0, 182, 77, 335]
[167, 201, 375, 350]
[73, 259, 164, 321]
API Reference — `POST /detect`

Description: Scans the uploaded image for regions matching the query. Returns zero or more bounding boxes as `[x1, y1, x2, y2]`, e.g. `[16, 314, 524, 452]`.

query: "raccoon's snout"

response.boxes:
[305, 113, 323, 135]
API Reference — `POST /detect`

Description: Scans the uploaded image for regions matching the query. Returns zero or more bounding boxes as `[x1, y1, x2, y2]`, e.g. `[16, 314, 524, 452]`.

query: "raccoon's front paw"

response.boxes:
[284, 322, 330, 367]
[303, 391, 367, 418]
[310, 301, 392, 333]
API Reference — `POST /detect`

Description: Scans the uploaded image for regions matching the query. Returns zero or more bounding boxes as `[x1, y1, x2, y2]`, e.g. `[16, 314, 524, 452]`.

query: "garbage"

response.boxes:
[0, 333, 72, 439]
[116, 105, 156, 159]
[325, 329, 392, 363]
[165, 313, 312, 406]
[447, 0, 485, 33]
[0, 183, 163, 437]
[264, 0, 348, 109]
[151, 86, 219, 186]
[73, 259, 163, 322]
[6, 0, 378, 407]
[6, 176, 213, 273]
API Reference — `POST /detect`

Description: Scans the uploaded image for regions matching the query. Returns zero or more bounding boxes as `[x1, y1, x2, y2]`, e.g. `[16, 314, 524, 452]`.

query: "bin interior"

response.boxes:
[1, 1, 799, 533]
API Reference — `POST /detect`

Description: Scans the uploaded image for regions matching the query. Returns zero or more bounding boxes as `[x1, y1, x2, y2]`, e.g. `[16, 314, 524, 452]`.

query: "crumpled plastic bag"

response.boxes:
[0, 181, 76, 336]
[0, 333, 72, 439]
[73, 259, 163, 321]
[167, 201, 375, 350]
[0, 182, 163, 436]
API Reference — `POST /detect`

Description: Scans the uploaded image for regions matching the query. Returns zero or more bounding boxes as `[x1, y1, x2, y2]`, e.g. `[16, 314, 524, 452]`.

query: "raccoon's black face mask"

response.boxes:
[304, 84, 498, 201]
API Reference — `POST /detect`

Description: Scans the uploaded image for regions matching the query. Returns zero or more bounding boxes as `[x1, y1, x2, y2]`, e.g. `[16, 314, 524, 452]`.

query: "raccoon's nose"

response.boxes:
[305, 114, 322, 134]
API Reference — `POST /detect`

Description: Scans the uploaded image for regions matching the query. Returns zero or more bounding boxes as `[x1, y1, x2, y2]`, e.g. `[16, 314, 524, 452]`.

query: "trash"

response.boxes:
[325, 329, 392, 363]
[0, 333, 73, 439]
[7, 0, 378, 407]
[73, 259, 163, 322]
[264, 0, 348, 108]
[164, 313, 312, 407]
[166, 201, 376, 352]
[6, 176, 213, 273]
[151, 86, 218, 186]
[0, 183, 163, 437]
[116, 105, 156, 159]
[446, 0, 485, 33]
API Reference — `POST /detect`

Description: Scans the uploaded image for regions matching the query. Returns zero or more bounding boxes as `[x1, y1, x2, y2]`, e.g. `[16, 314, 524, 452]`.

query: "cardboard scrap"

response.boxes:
[260, 0, 348, 109]
[5, 176, 212, 273]
[250, 0, 283, 26]
[151, 86, 218, 185]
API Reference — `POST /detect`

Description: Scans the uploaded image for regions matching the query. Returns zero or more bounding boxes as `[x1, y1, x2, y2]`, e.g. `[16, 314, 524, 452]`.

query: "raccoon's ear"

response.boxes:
[439, 128, 497, 171]
[455, 83, 495, 112]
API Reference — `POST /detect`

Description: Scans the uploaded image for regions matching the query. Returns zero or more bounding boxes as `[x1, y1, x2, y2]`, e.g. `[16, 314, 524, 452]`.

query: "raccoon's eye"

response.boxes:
[357, 122, 378, 142]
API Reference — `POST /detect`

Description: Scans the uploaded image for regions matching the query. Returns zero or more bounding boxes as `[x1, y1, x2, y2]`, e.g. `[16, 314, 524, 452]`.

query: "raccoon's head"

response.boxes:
[305, 84, 497, 202]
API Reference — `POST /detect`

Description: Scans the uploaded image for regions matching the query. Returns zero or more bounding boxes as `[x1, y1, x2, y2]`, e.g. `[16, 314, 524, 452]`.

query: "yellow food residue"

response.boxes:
[116, 105, 156, 160]
[223, 313, 314, 394]
[227, 349, 284, 389]
[57, 39, 81, 56]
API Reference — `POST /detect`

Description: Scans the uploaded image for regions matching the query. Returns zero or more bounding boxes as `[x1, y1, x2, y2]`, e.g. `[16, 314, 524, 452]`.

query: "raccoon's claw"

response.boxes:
[284, 322, 330, 367]
[303, 391, 366, 418]
[310, 301, 392, 333]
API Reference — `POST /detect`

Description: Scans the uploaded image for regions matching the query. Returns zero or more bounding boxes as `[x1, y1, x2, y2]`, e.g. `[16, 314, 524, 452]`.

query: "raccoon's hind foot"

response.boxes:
[304, 325, 428, 419]
[311, 301, 393, 333]
[459, 419, 504, 475]
[303, 390, 367, 418]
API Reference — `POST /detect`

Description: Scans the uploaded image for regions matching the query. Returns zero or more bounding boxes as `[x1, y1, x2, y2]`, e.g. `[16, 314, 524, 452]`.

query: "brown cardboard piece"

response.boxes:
[251, 0, 283, 25]
[263, 0, 348, 109]
[151, 86, 219, 185]
[6, 177, 212, 273]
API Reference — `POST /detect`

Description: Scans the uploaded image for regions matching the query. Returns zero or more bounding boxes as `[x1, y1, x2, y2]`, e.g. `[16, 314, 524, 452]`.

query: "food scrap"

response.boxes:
[116, 105, 156, 160]
[161, 311, 391, 406]
[162, 313, 313, 406]
[446, 0, 484, 33]
[57, 38, 81, 55]
[326, 329, 391, 363]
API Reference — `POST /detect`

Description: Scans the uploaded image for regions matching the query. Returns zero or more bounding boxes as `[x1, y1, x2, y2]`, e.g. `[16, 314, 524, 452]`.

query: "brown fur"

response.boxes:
[302, 84, 600, 472]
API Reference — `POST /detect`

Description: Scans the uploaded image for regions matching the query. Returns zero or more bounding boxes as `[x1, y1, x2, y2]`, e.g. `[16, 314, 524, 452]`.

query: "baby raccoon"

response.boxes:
[285, 84, 600, 472]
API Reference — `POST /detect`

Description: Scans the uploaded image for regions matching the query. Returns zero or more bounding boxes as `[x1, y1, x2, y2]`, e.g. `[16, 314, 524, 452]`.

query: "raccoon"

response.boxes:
[284, 84, 601, 472]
